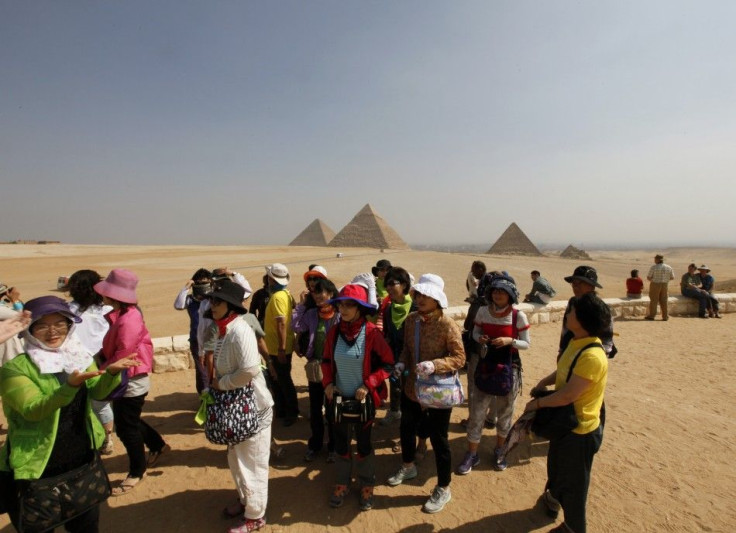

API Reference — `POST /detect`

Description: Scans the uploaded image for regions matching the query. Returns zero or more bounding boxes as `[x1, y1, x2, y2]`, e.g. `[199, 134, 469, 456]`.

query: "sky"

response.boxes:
[2, 1, 735, 248]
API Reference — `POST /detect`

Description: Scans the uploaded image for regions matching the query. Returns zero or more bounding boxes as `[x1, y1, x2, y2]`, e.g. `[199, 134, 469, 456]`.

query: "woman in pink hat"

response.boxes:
[94, 269, 168, 495]
[321, 281, 394, 511]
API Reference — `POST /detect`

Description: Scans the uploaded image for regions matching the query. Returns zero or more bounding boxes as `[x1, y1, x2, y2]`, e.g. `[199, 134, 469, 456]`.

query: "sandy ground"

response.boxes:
[1, 245, 735, 532]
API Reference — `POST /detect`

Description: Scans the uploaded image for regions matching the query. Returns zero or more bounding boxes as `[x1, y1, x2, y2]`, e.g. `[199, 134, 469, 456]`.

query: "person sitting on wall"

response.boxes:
[697, 265, 721, 318]
[680, 263, 711, 319]
[625, 269, 644, 299]
[523, 271, 557, 305]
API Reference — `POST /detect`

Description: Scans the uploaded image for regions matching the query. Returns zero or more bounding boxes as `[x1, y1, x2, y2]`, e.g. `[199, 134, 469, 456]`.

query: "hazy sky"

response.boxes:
[2, 1, 735, 247]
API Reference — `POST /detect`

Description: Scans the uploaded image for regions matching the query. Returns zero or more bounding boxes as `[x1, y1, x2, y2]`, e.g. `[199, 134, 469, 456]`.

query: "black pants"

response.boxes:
[112, 394, 166, 478]
[547, 426, 603, 533]
[307, 381, 334, 452]
[189, 339, 208, 394]
[269, 354, 299, 419]
[400, 393, 452, 487]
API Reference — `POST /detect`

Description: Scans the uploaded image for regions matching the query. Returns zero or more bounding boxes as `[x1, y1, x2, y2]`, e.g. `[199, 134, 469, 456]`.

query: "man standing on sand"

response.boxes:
[264, 263, 298, 426]
[645, 254, 674, 321]
[559, 266, 617, 359]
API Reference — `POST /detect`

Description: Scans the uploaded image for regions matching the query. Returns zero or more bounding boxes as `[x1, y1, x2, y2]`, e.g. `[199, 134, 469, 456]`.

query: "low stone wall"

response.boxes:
[152, 293, 735, 373]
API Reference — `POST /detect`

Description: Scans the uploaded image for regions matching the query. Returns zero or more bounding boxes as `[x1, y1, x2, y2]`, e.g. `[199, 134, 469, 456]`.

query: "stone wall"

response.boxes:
[151, 293, 735, 373]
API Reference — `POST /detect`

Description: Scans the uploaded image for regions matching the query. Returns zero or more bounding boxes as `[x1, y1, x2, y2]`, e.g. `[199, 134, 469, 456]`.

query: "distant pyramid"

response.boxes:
[328, 204, 410, 249]
[487, 222, 543, 256]
[289, 219, 336, 246]
[560, 244, 592, 260]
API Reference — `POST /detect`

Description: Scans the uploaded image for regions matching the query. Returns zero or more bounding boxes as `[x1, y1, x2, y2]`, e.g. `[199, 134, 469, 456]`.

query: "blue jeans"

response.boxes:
[681, 288, 709, 317]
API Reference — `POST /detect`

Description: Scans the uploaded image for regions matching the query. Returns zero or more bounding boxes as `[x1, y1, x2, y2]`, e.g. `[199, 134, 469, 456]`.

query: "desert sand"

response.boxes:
[1, 244, 735, 532]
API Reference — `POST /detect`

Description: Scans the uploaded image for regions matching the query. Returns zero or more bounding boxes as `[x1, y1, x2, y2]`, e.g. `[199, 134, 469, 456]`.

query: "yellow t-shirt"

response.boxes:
[264, 289, 294, 355]
[555, 336, 608, 434]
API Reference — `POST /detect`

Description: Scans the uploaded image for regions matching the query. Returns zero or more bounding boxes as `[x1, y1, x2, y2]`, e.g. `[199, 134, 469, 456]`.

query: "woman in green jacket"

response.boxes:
[0, 296, 137, 533]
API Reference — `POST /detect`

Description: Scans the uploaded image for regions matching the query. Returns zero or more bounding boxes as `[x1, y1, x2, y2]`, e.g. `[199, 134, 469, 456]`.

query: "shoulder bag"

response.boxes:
[204, 385, 260, 445]
[413, 319, 465, 409]
[531, 342, 602, 440]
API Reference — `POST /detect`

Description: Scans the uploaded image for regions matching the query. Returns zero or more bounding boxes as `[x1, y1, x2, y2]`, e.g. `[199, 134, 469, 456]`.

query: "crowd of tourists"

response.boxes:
[0, 254, 724, 533]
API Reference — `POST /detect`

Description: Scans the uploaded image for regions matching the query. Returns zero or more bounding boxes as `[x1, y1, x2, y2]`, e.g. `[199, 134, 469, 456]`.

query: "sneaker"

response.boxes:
[329, 484, 350, 508]
[422, 485, 451, 514]
[493, 447, 507, 471]
[387, 464, 418, 487]
[541, 489, 561, 519]
[359, 486, 374, 511]
[379, 410, 401, 426]
[100, 433, 114, 456]
[228, 517, 266, 533]
[304, 449, 317, 462]
[456, 451, 480, 475]
[326, 451, 337, 464]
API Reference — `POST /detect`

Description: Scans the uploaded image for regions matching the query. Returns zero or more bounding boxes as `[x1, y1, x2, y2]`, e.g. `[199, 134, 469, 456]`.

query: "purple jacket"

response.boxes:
[291, 304, 338, 361]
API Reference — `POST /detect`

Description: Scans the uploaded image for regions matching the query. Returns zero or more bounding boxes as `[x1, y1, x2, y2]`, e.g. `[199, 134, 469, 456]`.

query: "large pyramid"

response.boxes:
[328, 204, 410, 249]
[487, 222, 543, 256]
[289, 219, 336, 246]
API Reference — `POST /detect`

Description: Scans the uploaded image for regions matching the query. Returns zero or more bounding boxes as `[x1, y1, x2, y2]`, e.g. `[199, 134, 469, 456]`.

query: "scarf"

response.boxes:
[418, 308, 442, 323]
[22, 327, 94, 375]
[339, 316, 366, 343]
[490, 304, 512, 319]
[318, 304, 335, 321]
[215, 312, 239, 337]
[390, 296, 412, 329]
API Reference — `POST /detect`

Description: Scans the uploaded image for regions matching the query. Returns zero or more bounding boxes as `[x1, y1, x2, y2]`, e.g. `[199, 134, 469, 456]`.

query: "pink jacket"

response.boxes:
[100, 306, 153, 377]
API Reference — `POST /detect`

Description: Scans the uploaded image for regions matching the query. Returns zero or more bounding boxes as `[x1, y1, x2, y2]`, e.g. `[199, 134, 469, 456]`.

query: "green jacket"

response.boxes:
[0, 354, 122, 480]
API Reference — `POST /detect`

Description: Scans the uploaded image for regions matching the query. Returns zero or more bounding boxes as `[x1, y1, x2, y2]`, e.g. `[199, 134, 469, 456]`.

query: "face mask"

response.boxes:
[192, 283, 211, 299]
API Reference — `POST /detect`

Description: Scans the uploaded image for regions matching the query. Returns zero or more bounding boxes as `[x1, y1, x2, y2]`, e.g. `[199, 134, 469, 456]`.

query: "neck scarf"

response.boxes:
[418, 308, 442, 323]
[215, 312, 239, 337]
[339, 316, 366, 342]
[319, 304, 335, 321]
[490, 304, 512, 318]
[390, 296, 412, 329]
[22, 327, 94, 375]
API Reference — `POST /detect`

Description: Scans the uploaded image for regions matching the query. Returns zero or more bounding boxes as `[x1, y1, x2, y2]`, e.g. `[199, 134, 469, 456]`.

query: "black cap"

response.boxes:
[564, 265, 602, 289]
[371, 259, 392, 276]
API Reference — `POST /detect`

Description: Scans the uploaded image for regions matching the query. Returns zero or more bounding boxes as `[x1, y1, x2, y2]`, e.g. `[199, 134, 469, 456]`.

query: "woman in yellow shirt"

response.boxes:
[524, 292, 610, 533]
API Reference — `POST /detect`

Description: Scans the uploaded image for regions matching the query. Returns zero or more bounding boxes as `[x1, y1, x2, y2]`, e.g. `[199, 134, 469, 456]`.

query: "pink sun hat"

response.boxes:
[94, 268, 139, 304]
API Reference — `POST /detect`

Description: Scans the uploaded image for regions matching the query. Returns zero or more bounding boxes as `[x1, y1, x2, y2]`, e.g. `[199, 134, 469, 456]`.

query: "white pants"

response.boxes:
[227, 408, 273, 520]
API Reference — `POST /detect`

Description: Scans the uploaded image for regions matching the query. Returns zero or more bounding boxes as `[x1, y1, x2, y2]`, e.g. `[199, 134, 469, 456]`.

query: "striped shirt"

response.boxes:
[334, 326, 366, 398]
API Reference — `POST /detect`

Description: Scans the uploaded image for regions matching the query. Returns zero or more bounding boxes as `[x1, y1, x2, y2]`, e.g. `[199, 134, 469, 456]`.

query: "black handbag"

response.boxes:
[531, 342, 602, 440]
[18, 451, 111, 533]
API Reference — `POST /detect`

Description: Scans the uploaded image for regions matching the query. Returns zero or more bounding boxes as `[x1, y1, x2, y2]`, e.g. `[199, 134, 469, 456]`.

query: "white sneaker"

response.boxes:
[422, 485, 451, 514]
[387, 463, 417, 486]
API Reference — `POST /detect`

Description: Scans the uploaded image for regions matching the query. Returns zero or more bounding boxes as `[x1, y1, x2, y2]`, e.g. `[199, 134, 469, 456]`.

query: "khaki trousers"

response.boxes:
[648, 282, 669, 319]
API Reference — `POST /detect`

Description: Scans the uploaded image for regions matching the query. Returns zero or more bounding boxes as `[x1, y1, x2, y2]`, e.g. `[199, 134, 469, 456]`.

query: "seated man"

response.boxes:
[523, 270, 556, 305]
[698, 265, 721, 318]
[680, 263, 711, 319]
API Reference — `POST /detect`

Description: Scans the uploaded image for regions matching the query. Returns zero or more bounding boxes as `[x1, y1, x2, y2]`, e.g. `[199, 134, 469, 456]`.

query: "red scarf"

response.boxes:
[215, 312, 239, 337]
[339, 316, 366, 342]
[319, 304, 335, 322]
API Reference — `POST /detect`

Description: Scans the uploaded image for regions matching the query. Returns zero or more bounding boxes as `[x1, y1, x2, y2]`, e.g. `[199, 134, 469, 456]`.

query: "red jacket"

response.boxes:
[321, 319, 394, 406]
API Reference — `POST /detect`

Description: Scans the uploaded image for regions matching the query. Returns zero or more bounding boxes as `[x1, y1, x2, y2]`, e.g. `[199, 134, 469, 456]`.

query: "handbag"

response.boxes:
[413, 319, 464, 409]
[204, 386, 260, 445]
[330, 393, 375, 424]
[474, 309, 518, 396]
[18, 452, 111, 533]
[531, 342, 602, 440]
[304, 359, 323, 384]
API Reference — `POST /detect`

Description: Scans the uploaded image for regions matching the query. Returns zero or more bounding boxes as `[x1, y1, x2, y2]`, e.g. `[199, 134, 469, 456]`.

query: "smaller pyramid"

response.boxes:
[328, 204, 410, 249]
[560, 244, 591, 260]
[289, 219, 336, 246]
[487, 222, 543, 256]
